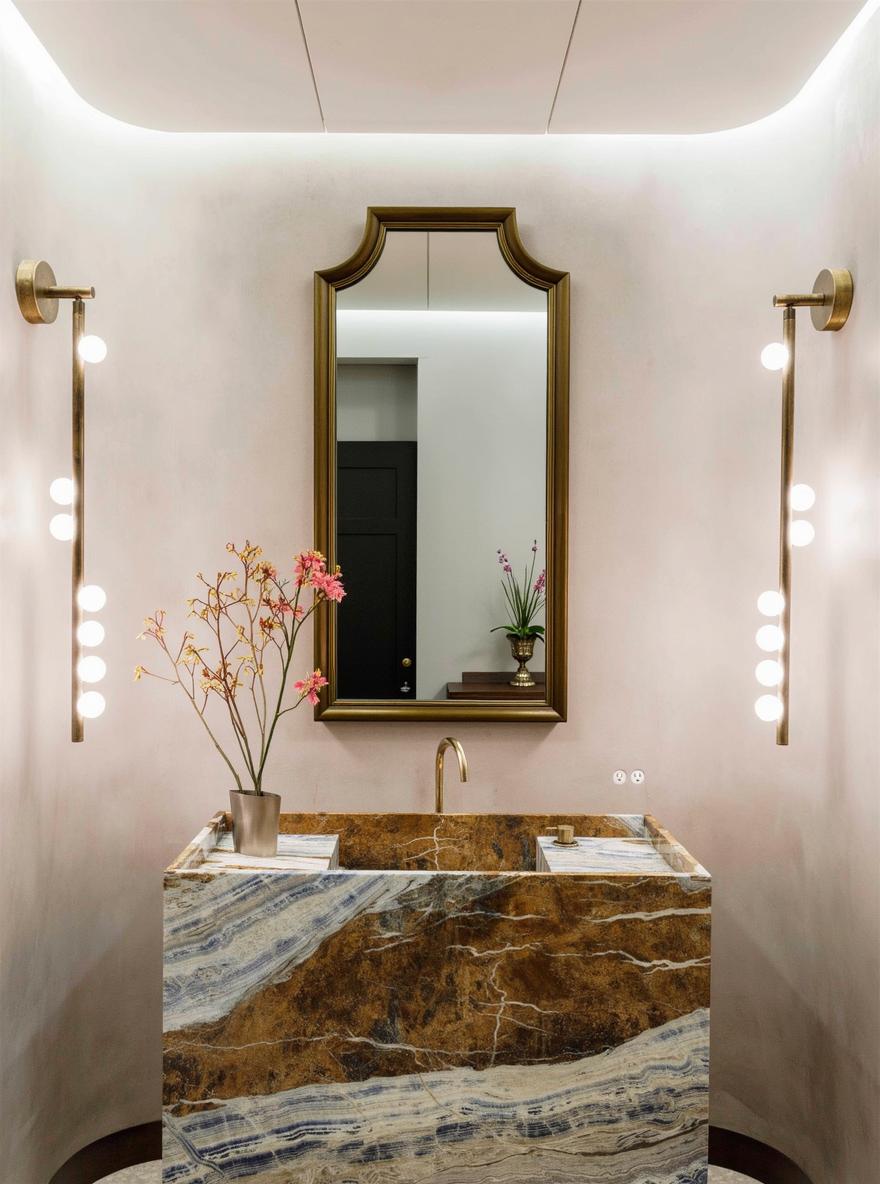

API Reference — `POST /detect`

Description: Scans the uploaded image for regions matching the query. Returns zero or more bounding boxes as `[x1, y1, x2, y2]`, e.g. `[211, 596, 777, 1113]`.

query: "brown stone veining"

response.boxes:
[163, 812, 711, 1181]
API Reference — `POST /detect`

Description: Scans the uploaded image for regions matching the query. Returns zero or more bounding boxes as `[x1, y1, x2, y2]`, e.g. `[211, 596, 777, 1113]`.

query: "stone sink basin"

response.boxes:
[163, 811, 711, 1183]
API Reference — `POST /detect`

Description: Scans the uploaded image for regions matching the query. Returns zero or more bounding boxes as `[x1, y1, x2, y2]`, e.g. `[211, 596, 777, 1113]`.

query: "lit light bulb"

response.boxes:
[77, 620, 105, 647]
[790, 520, 815, 547]
[49, 513, 74, 541]
[761, 342, 789, 371]
[76, 690, 106, 719]
[790, 483, 816, 512]
[49, 477, 74, 506]
[755, 694, 784, 722]
[756, 624, 784, 652]
[757, 590, 785, 616]
[77, 584, 107, 612]
[77, 335, 107, 363]
[755, 659, 783, 687]
[77, 655, 106, 683]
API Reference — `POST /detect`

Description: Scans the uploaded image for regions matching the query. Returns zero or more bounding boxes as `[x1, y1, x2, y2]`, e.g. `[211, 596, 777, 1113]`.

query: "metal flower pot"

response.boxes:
[508, 635, 537, 688]
[229, 790, 280, 857]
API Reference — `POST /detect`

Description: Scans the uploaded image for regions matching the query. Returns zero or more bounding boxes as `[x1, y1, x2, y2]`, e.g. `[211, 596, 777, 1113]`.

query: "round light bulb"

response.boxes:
[49, 513, 74, 541]
[757, 590, 785, 617]
[49, 477, 74, 506]
[77, 655, 106, 684]
[790, 520, 815, 547]
[761, 342, 789, 371]
[755, 694, 784, 722]
[790, 484, 816, 512]
[77, 335, 107, 364]
[76, 690, 106, 719]
[77, 620, 105, 647]
[77, 584, 107, 612]
[756, 624, 784, 652]
[755, 659, 783, 687]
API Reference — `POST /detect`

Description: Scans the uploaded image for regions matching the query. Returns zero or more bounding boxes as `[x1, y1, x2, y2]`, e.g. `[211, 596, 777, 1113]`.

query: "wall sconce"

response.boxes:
[755, 268, 853, 745]
[16, 260, 107, 742]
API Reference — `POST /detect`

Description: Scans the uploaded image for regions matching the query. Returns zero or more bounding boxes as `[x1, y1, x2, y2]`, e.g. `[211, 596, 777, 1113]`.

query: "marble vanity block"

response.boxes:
[163, 812, 710, 1184]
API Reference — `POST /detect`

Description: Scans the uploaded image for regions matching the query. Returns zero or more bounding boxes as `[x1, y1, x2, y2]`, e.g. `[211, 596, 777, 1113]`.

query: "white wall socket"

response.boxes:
[630, 769, 645, 785]
[612, 770, 627, 785]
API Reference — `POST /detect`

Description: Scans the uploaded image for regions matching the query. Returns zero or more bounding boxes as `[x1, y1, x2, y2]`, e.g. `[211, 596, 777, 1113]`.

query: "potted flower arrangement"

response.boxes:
[135, 541, 344, 856]
[491, 541, 546, 687]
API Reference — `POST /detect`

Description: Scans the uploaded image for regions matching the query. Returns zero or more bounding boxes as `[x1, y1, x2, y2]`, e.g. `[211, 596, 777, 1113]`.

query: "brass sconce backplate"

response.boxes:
[16, 258, 95, 326]
[810, 268, 853, 331]
[16, 259, 60, 324]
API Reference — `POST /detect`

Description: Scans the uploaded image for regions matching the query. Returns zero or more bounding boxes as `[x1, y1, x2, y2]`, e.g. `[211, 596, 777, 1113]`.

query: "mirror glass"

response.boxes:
[334, 229, 548, 702]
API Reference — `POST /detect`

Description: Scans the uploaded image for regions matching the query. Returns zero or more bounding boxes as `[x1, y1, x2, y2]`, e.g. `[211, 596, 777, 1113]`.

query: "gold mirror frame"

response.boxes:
[314, 207, 569, 722]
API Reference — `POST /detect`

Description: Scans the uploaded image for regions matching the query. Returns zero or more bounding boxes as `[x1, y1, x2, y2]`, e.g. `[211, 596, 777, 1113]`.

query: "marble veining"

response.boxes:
[536, 835, 682, 874]
[164, 1009, 709, 1184]
[164, 812, 710, 1183]
[201, 832, 340, 872]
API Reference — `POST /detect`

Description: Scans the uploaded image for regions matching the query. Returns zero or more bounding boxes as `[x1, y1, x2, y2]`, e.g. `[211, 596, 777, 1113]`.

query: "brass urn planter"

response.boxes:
[508, 635, 537, 688]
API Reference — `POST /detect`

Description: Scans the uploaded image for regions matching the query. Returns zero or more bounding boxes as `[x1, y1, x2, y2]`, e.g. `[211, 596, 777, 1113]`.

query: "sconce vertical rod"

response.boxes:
[776, 306, 796, 746]
[72, 299, 85, 742]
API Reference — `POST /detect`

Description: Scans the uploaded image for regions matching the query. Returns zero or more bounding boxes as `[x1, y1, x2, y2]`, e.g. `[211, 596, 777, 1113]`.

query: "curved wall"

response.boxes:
[1, 4, 877, 1180]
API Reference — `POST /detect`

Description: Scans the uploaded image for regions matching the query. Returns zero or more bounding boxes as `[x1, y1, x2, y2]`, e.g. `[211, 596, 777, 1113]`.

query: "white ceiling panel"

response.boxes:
[10, 0, 868, 133]
[299, 0, 579, 132]
[550, 0, 863, 133]
[12, 0, 323, 131]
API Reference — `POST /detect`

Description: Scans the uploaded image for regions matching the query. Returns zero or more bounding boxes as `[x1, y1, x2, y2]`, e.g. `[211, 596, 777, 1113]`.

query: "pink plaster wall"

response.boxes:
[1, 4, 877, 1180]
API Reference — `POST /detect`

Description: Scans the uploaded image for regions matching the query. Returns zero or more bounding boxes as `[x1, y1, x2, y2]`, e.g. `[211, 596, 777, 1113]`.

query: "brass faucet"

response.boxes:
[435, 737, 468, 813]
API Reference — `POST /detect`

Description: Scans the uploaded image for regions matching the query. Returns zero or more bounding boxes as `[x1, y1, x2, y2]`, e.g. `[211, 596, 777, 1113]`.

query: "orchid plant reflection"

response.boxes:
[491, 540, 546, 642]
[136, 542, 344, 795]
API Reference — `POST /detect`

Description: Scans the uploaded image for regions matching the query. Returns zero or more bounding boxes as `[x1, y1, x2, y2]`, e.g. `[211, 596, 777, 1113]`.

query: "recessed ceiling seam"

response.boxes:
[546, 0, 581, 134]
[295, 0, 326, 132]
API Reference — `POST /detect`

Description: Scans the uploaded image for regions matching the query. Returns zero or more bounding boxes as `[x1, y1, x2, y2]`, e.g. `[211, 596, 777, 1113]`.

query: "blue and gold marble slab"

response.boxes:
[163, 812, 710, 1183]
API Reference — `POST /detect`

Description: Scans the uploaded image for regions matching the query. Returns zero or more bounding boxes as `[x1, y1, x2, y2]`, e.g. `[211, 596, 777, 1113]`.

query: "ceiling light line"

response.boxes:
[545, 0, 582, 134]
[294, 0, 326, 133]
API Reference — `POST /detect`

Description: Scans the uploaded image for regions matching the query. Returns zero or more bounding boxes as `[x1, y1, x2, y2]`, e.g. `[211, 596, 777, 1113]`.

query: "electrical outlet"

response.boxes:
[630, 769, 645, 785]
[612, 769, 627, 785]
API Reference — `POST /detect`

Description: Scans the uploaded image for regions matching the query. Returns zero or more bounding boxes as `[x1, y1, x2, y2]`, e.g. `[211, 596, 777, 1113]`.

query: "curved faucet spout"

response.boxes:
[435, 737, 468, 814]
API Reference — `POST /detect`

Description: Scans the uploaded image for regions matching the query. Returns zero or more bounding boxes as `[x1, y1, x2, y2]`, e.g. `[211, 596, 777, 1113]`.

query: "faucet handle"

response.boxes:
[545, 824, 577, 847]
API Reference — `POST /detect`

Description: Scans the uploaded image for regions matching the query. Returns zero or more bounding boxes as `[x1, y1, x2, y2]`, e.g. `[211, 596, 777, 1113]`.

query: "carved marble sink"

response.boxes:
[163, 811, 711, 1183]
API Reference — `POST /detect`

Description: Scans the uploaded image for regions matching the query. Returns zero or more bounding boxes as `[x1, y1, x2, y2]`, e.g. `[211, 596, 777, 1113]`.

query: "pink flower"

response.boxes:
[503, 563, 512, 574]
[313, 569, 346, 603]
[534, 569, 546, 594]
[293, 669, 329, 706]
[294, 550, 327, 587]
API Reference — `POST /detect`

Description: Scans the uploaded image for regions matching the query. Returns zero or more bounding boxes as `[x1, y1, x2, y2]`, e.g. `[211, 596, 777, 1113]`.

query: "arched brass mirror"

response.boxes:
[314, 208, 569, 721]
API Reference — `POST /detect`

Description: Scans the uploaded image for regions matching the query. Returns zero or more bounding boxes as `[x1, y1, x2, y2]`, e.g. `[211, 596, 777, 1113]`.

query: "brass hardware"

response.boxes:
[401, 657, 412, 668]
[71, 299, 85, 743]
[773, 269, 853, 332]
[314, 207, 569, 723]
[809, 268, 853, 331]
[769, 269, 853, 745]
[508, 635, 536, 687]
[15, 260, 96, 325]
[16, 261, 97, 742]
[545, 824, 577, 847]
[435, 736, 468, 814]
[772, 294, 826, 308]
